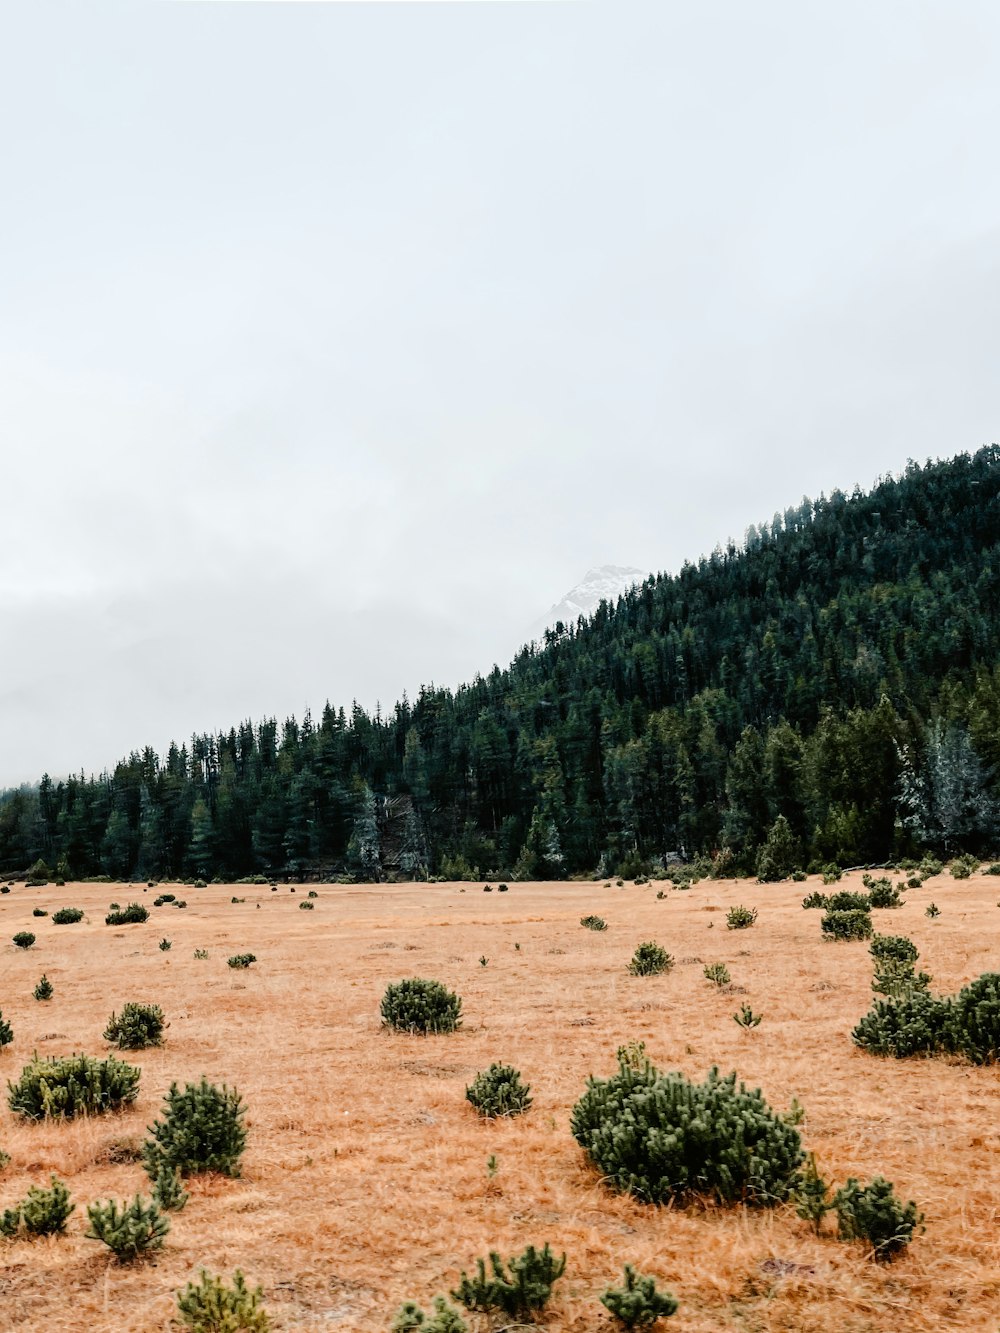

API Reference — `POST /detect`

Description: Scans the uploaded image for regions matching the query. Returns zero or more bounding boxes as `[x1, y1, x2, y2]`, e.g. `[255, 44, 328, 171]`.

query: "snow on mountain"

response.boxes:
[528, 565, 649, 642]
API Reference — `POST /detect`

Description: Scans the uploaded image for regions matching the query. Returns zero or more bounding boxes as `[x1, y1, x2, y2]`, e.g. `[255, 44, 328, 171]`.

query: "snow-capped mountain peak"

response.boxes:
[529, 565, 649, 641]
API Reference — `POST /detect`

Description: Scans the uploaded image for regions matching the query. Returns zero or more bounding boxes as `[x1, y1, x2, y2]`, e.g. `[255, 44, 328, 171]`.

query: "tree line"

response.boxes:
[2, 447, 999, 881]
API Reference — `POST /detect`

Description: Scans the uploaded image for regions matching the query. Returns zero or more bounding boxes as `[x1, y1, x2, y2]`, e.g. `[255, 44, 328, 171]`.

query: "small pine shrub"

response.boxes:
[600, 1264, 678, 1327]
[32, 908, 48, 918]
[581, 915, 608, 931]
[298, 901, 314, 910]
[571, 1061, 803, 1206]
[152, 1166, 189, 1212]
[104, 1002, 166, 1049]
[628, 942, 673, 976]
[925, 902, 940, 918]
[85, 1193, 170, 1261]
[870, 935, 919, 966]
[381, 978, 462, 1033]
[0, 1011, 12, 1048]
[8, 1053, 141, 1119]
[33, 974, 53, 1001]
[795, 1152, 833, 1234]
[906, 874, 924, 889]
[307, 890, 318, 898]
[821, 910, 873, 941]
[821, 864, 842, 885]
[227, 954, 257, 969]
[733, 1002, 762, 1028]
[176, 1269, 270, 1332]
[851, 990, 950, 1058]
[834, 1176, 923, 1260]
[986, 862, 1000, 875]
[174, 900, 187, 909]
[52, 907, 83, 925]
[725, 904, 757, 930]
[105, 903, 149, 926]
[791, 869, 807, 882]
[194, 949, 209, 960]
[193, 879, 207, 889]
[801, 891, 828, 909]
[918, 856, 942, 878]
[703, 962, 731, 987]
[143, 1078, 247, 1179]
[12, 932, 35, 949]
[866, 878, 904, 909]
[498, 883, 508, 892]
[465, 1063, 532, 1118]
[946, 972, 1000, 1064]
[950, 854, 979, 879]
[482, 884, 493, 893]
[391, 1297, 468, 1333]
[0, 1175, 74, 1238]
[159, 938, 172, 951]
[827, 890, 871, 912]
[451, 1243, 566, 1320]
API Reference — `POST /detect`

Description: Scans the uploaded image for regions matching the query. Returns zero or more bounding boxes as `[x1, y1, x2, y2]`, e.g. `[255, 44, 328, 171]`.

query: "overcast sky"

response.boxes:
[2, 1, 999, 785]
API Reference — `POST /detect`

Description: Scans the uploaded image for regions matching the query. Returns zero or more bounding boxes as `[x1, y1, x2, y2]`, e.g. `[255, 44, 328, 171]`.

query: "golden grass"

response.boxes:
[0, 872, 998, 1331]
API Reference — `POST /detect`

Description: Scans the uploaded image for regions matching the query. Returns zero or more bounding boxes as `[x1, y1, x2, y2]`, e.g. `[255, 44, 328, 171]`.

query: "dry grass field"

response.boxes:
[0, 871, 998, 1332]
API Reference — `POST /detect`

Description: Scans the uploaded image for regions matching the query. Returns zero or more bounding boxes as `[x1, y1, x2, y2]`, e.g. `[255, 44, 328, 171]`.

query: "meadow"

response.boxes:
[0, 871, 997, 1332]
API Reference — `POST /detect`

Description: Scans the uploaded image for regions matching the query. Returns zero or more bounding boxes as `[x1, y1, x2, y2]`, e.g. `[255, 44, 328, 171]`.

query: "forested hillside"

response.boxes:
[3, 448, 1000, 881]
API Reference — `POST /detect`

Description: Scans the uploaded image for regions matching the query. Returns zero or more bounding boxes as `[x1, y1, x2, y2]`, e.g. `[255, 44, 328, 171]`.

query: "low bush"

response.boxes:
[581, 915, 608, 931]
[105, 903, 149, 926]
[381, 978, 462, 1034]
[465, 1063, 532, 1118]
[946, 972, 1000, 1064]
[32, 908, 47, 918]
[852, 990, 948, 1058]
[870, 935, 919, 966]
[571, 1059, 803, 1206]
[918, 856, 942, 878]
[726, 905, 757, 930]
[600, 1264, 678, 1327]
[12, 932, 35, 949]
[733, 1002, 762, 1028]
[452, 1243, 566, 1320]
[795, 1152, 833, 1234]
[52, 907, 84, 925]
[85, 1193, 169, 1261]
[143, 1078, 247, 1179]
[0, 1176, 74, 1238]
[628, 942, 673, 976]
[801, 891, 828, 909]
[703, 962, 731, 987]
[176, 1269, 270, 1332]
[151, 1166, 189, 1212]
[104, 1002, 166, 1050]
[950, 854, 979, 879]
[826, 890, 871, 912]
[298, 901, 314, 910]
[821, 864, 842, 885]
[925, 902, 941, 918]
[865, 878, 904, 909]
[986, 862, 1000, 875]
[227, 954, 257, 969]
[8, 1052, 141, 1119]
[834, 1176, 923, 1260]
[33, 974, 53, 1001]
[821, 910, 873, 941]
[391, 1297, 468, 1333]
[0, 1010, 11, 1048]
[159, 938, 172, 951]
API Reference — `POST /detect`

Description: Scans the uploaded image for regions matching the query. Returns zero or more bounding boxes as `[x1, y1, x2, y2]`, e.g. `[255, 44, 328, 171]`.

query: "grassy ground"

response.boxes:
[0, 871, 997, 1331]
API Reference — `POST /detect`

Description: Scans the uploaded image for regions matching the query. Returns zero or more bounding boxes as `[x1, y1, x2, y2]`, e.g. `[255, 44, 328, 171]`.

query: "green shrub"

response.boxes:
[852, 990, 949, 1058]
[465, 1063, 532, 1118]
[0, 1176, 74, 1238]
[176, 1269, 270, 1332]
[791, 869, 807, 882]
[381, 978, 462, 1034]
[152, 1166, 189, 1212]
[827, 890, 870, 912]
[795, 1152, 833, 1234]
[8, 1052, 141, 1119]
[946, 972, 1000, 1064]
[821, 910, 873, 941]
[628, 942, 673, 976]
[733, 1003, 762, 1028]
[580, 915, 608, 931]
[12, 932, 35, 949]
[571, 1060, 803, 1206]
[950, 854, 979, 879]
[906, 874, 923, 889]
[726, 905, 757, 930]
[834, 1176, 923, 1260]
[0, 1011, 11, 1048]
[52, 907, 83, 925]
[159, 938, 172, 951]
[32, 908, 47, 918]
[451, 1243, 566, 1320]
[918, 856, 942, 878]
[227, 954, 256, 969]
[865, 878, 904, 909]
[298, 901, 314, 910]
[194, 949, 208, 960]
[85, 1193, 169, 1261]
[985, 862, 1000, 874]
[105, 903, 149, 926]
[703, 962, 731, 987]
[391, 1297, 468, 1333]
[755, 815, 799, 881]
[821, 864, 842, 885]
[104, 1002, 165, 1050]
[193, 879, 207, 889]
[870, 935, 919, 966]
[600, 1264, 678, 1328]
[925, 902, 940, 918]
[33, 974, 53, 1001]
[801, 891, 828, 909]
[143, 1078, 247, 1179]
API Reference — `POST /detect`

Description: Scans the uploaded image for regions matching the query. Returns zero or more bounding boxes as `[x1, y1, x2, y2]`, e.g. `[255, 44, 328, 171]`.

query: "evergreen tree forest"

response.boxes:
[3, 448, 1000, 882]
